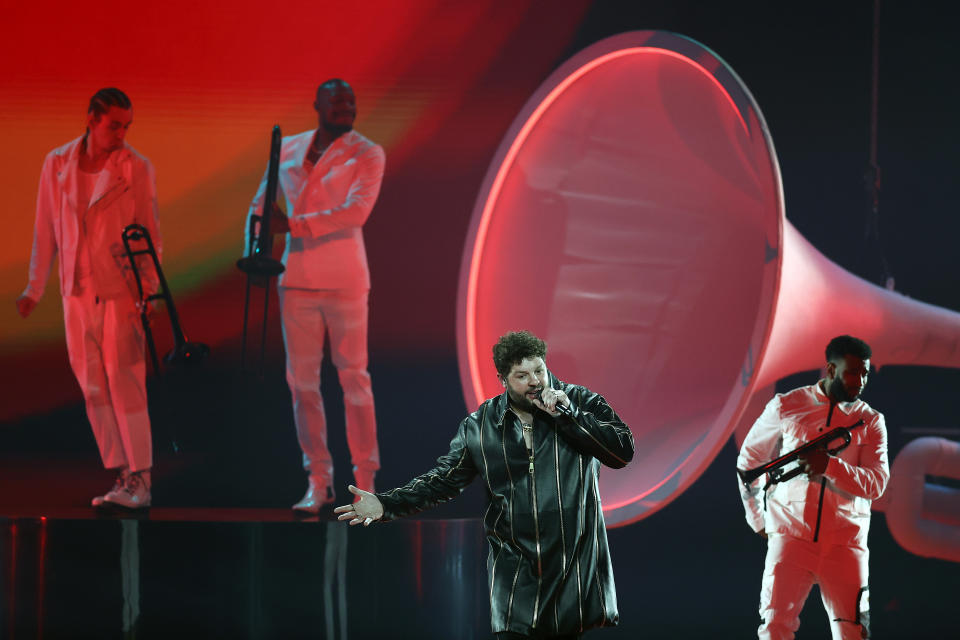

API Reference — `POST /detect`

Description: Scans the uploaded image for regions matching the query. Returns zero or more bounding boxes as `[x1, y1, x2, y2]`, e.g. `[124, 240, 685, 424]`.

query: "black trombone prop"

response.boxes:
[237, 125, 285, 376]
[122, 223, 210, 377]
[738, 419, 866, 487]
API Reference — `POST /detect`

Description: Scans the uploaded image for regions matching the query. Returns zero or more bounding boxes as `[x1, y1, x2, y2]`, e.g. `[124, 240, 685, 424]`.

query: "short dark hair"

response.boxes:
[825, 335, 872, 362]
[88, 88, 131, 119]
[493, 331, 547, 377]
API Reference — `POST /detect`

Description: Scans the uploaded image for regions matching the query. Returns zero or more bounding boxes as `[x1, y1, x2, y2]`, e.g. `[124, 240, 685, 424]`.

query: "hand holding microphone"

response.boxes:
[536, 388, 572, 417]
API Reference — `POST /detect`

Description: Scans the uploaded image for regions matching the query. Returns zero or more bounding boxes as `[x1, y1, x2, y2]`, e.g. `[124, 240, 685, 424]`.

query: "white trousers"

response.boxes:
[279, 287, 379, 484]
[62, 288, 152, 472]
[758, 534, 870, 640]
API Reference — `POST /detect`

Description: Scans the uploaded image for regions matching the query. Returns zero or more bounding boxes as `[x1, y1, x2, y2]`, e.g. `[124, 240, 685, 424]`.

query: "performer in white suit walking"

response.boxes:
[17, 88, 161, 509]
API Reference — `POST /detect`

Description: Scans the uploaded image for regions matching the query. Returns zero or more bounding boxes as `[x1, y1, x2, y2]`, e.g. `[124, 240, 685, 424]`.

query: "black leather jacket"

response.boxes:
[377, 375, 634, 635]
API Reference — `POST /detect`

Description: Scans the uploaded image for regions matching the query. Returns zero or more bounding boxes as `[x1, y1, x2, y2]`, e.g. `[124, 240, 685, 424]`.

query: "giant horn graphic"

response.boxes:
[456, 31, 960, 527]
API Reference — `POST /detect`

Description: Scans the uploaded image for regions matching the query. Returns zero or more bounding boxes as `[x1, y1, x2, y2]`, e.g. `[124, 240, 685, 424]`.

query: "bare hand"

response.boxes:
[758, 530, 768, 539]
[16, 295, 37, 318]
[798, 447, 829, 477]
[269, 205, 290, 234]
[532, 388, 571, 417]
[334, 485, 384, 526]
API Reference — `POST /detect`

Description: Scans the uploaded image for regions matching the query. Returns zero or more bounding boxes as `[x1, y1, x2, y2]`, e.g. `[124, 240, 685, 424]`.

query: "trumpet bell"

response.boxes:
[456, 31, 960, 528]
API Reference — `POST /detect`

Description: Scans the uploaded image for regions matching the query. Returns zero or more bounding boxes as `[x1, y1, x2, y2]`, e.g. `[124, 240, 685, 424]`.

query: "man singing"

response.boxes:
[17, 88, 160, 509]
[247, 78, 385, 512]
[737, 335, 889, 639]
[336, 330, 635, 639]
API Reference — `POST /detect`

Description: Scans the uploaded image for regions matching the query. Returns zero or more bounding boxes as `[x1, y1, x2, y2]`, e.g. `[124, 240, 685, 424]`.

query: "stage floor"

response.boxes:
[2, 449, 957, 639]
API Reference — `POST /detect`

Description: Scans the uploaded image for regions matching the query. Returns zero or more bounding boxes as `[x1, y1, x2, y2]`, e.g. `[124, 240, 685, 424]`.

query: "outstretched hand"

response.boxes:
[334, 485, 384, 526]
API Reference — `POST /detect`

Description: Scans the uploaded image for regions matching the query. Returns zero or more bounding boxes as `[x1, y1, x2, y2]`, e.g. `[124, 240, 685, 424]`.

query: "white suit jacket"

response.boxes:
[24, 136, 161, 302]
[737, 383, 890, 547]
[246, 129, 385, 292]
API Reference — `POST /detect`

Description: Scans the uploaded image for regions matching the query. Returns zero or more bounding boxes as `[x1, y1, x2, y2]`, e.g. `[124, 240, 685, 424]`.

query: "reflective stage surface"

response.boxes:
[2, 443, 957, 639]
[2, 513, 489, 639]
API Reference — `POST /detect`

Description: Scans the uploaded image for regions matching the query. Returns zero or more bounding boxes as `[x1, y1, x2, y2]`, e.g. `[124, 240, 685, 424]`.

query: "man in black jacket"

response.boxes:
[336, 330, 634, 639]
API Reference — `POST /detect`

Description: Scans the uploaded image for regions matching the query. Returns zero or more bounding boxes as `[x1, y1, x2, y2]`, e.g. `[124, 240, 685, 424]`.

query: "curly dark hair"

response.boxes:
[493, 330, 547, 377]
[825, 335, 872, 362]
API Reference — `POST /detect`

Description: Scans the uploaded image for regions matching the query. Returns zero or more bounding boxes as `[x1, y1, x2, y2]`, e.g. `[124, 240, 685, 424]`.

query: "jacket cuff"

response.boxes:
[823, 455, 844, 483]
[21, 285, 41, 301]
[287, 215, 307, 238]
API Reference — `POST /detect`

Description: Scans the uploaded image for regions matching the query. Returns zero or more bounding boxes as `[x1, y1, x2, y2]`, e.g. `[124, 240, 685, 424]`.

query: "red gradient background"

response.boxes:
[1, 0, 591, 421]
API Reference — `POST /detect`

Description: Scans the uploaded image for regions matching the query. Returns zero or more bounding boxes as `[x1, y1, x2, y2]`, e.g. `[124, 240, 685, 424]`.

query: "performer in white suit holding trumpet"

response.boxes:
[737, 335, 889, 640]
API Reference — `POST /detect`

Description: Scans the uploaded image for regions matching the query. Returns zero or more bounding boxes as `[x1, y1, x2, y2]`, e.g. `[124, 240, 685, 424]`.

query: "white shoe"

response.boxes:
[92, 468, 129, 507]
[292, 476, 334, 513]
[103, 470, 152, 509]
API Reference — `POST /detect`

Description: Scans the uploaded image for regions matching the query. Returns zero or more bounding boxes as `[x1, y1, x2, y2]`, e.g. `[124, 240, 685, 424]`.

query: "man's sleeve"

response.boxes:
[376, 417, 478, 521]
[135, 158, 162, 295]
[823, 413, 889, 500]
[554, 387, 634, 469]
[736, 395, 784, 532]
[287, 145, 385, 239]
[22, 154, 59, 301]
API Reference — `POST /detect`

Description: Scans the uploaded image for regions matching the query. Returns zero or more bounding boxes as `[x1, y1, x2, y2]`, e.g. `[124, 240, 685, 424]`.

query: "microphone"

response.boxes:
[539, 389, 573, 417]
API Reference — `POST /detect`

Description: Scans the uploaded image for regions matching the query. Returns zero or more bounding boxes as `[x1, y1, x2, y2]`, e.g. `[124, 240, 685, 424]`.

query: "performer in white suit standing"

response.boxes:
[17, 88, 161, 509]
[737, 335, 889, 640]
[247, 78, 385, 513]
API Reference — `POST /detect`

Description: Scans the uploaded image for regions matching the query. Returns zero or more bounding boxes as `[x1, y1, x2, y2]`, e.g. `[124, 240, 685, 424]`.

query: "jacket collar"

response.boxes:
[57, 135, 132, 208]
[493, 370, 561, 429]
[298, 128, 358, 168]
[814, 380, 859, 415]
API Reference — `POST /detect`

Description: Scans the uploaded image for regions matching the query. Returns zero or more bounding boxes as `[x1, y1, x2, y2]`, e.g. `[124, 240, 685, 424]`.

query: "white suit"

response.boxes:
[737, 382, 889, 639]
[247, 129, 385, 485]
[24, 136, 161, 472]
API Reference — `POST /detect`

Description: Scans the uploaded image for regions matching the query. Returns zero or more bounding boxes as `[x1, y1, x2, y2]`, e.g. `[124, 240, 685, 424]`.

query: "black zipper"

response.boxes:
[527, 443, 542, 628]
[812, 402, 836, 542]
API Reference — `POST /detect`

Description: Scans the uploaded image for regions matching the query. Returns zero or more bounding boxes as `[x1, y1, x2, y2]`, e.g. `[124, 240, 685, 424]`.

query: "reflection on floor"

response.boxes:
[3, 447, 958, 639]
[2, 513, 488, 639]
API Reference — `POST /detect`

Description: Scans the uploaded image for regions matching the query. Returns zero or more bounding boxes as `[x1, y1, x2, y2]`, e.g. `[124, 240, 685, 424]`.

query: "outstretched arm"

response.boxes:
[334, 418, 478, 524]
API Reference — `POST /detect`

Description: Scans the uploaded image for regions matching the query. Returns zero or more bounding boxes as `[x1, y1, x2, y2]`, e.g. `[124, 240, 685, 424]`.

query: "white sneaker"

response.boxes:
[92, 468, 129, 507]
[292, 476, 334, 513]
[103, 470, 151, 509]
